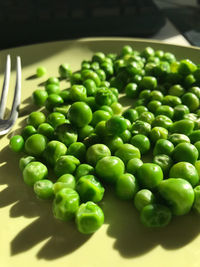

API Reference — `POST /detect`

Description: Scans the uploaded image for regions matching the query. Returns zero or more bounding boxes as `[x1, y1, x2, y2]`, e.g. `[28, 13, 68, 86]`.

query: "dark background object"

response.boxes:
[0, 0, 165, 49]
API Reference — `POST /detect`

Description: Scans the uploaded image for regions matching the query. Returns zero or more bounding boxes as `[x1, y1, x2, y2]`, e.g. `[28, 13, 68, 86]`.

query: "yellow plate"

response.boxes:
[1, 37, 200, 267]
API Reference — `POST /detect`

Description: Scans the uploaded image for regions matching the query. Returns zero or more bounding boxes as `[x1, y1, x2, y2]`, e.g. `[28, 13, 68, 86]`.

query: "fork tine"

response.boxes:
[0, 55, 11, 119]
[9, 56, 21, 123]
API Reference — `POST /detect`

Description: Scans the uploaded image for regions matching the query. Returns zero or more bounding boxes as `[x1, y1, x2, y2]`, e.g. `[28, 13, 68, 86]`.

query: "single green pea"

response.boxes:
[152, 115, 173, 130]
[134, 105, 148, 115]
[150, 90, 164, 102]
[78, 125, 94, 141]
[91, 110, 111, 127]
[45, 83, 60, 95]
[27, 111, 46, 129]
[155, 105, 174, 119]
[183, 113, 198, 121]
[54, 155, 80, 177]
[99, 105, 113, 115]
[25, 134, 47, 156]
[155, 50, 164, 58]
[153, 154, 173, 176]
[150, 127, 168, 143]
[189, 130, 200, 143]
[115, 143, 141, 165]
[75, 164, 95, 180]
[126, 158, 143, 175]
[83, 79, 97, 96]
[139, 89, 151, 101]
[76, 175, 105, 203]
[43, 140, 67, 166]
[153, 139, 174, 156]
[19, 156, 36, 171]
[115, 173, 138, 200]
[168, 133, 190, 146]
[81, 69, 101, 86]
[131, 134, 150, 155]
[178, 59, 197, 76]
[139, 76, 157, 90]
[23, 161, 48, 186]
[36, 66, 47, 77]
[106, 115, 127, 135]
[132, 120, 151, 136]
[141, 47, 155, 58]
[188, 86, 200, 99]
[86, 144, 111, 166]
[67, 142, 86, 162]
[171, 119, 194, 135]
[169, 162, 199, 187]
[184, 74, 196, 88]
[194, 141, 200, 159]
[75, 201, 104, 234]
[59, 89, 71, 103]
[83, 133, 101, 148]
[122, 109, 138, 123]
[46, 77, 60, 86]
[162, 95, 182, 107]
[69, 84, 87, 102]
[136, 163, 163, 190]
[134, 189, 155, 211]
[168, 84, 185, 97]
[119, 129, 132, 143]
[95, 156, 125, 184]
[125, 83, 139, 98]
[53, 188, 80, 221]
[103, 135, 124, 153]
[173, 105, 190, 120]
[70, 72, 82, 85]
[68, 101, 92, 128]
[193, 185, 200, 213]
[45, 94, 64, 111]
[163, 52, 176, 63]
[138, 111, 155, 125]
[172, 142, 198, 164]
[182, 92, 200, 112]
[126, 61, 143, 76]
[32, 89, 48, 107]
[21, 125, 37, 140]
[47, 112, 66, 128]
[53, 174, 76, 193]
[95, 87, 114, 106]
[55, 123, 78, 146]
[37, 123, 54, 139]
[10, 135, 24, 152]
[158, 178, 194, 216]
[147, 100, 162, 113]
[59, 63, 72, 79]
[92, 52, 106, 63]
[153, 61, 171, 80]
[34, 179, 54, 200]
[140, 204, 172, 228]
[110, 102, 123, 115]
[94, 121, 108, 137]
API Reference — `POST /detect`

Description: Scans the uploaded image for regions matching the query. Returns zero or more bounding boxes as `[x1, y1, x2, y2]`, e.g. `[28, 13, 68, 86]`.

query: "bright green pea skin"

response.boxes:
[53, 188, 80, 221]
[189, 130, 200, 143]
[106, 115, 127, 135]
[70, 72, 82, 85]
[171, 119, 194, 136]
[27, 111, 46, 129]
[75, 164, 95, 180]
[53, 174, 76, 193]
[119, 129, 132, 143]
[147, 100, 162, 113]
[168, 133, 190, 146]
[169, 161, 199, 187]
[21, 125, 37, 140]
[23, 161, 48, 186]
[59, 63, 72, 79]
[83, 79, 97, 96]
[126, 158, 143, 175]
[182, 92, 200, 112]
[95, 121, 108, 137]
[54, 155, 80, 177]
[99, 105, 113, 115]
[103, 135, 124, 153]
[155, 105, 174, 119]
[139, 76, 157, 90]
[153, 154, 173, 176]
[168, 84, 185, 97]
[115, 144, 141, 165]
[86, 144, 111, 166]
[67, 101, 92, 128]
[193, 185, 200, 213]
[139, 89, 151, 101]
[47, 112, 66, 128]
[78, 125, 94, 141]
[43, 140, 67, 166]
[158, 178, 195, 216]
[172, 142, 198, 164]
[125, 83, 139, 98]
[75, 201, 104, 234]
[45, 94, 64, 112]
[150, 127, 168, 143]
[188, 86, 200, 99]
[110, 102, 123, 115]
[45, 84, 60, 95]
[173, 105, 190, 121]
[194, 141, 200, 159]
[136, 163, 163, 190]
[69, 85, 87, 102]
[140, 204, 172, 228]
[131, 134, 150, 155]
[134, 105, 148, 115]
[37, 123, 54, 139]
[95, 88, 114, 106]
[34, 179, 54, 200]
[122, 109, 138, 123]
[66, 142, 86, 162]
[162, 95, 182, 107]
[134, 189, 155, 211]
[36, 66, 47, 77]
[139, 112, 155, 125]
[83, 133, 101, 148]
[55, 123, 78, 146]
[32, 89, 48, 107]
[115, 173, 138, 200]
[76, 175, 104, 203]
[19, 156, 36, 171]
[95, 156, 125, 184]
[152, 115, 173, 130]
[46, 77, 60, 86]
[25, 134, 47, 156]
[91, 110, 111, 127]
[10, 135, 24, 152]
[178, 59, 197, 76]
[153, 139, 174, 156]
[132, 120, 151, 136]
[150, 90, 164, 102]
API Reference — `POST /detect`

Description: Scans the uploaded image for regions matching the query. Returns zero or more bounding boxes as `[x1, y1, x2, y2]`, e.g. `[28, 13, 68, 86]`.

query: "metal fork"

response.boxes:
[0, 55, 21, 136]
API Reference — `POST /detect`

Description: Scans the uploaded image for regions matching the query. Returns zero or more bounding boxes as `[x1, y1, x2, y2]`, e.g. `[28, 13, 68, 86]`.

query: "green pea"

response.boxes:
[178, 59, 197, 75]
[153, 139, 174, 156]
[147, 100, 162, 113]
[91, 110, 111, 127]
[122, 109, 138, 123]
[119, 129, 132, 143]
[132, 120, 151, 136]
[54, 155, 80, 177]
[125, 83, 139, 98]
[10, 135, 24, 152]
[83, 79, 97, 96]
[32, 89, 48, 107]
[75, 201, 104, 234]
[106, 115, 127, 135]
[171, 119, 194, 135]
[27, 111, 46, 128]
[168, 84, 185, 97]
[134, 105, 148, 115]
[134, 189, 155, 211]
[189, 130, 200, 143]
[173, 105, 190, 120]
[131, 134, 150, 155]
[78, 125, 94, 141]
[188, 86, 200, 99]
[81, 69, 101, 86]
[153, 154, 173, 176]
[168, 133, 190, 146]
[138, 111, 155, 125]
[21, 125, 37, 140]
[36, 66, 47, 77]
[23, 161, 48, 186]
[69, 85, 87, 102]
[59, 63, 72, 79]
[68, 102, 92, 128]
[140, 204, 172, 228]
[53, 174, 76, 193]
[158, 178, 194, 215]
[45, 84, 60, 95]
[99, 105, 113, 116]
[95, 156, 125, 184]
[34, 179, 54, 200]
[103, 135, 124, 153]
[53, 188, 80, 221]
[155, 105, 174, 119]
[70, 72, 82, 85]
[75, 164, 95, 180]
[37, 123, 54, 139]
[126, 158, 143, 175]
[46, 77, 59, 86]
[55, 123, 78, 146]
[115, 173, 138, 200]
[182, 92, 200, 112]
[150, 127, 168, 143]
[19, 156, 36, 171]
[139, 89, 151, 101]
[115, 143, 140, 165]
[92, 52, 106, 63]
[193, 185, 200, 213]
[194, 141, 200, 159]
[141, 47, 155, 58]
[162, 95, 182, 107]
[172, 142, 198, 164]
[110, 102, 123, 115]
[152, 115, 173, 130]
[25, 134, 47, 156]
[45, 94, 64, 111]
[47, 112, 66, 128]
[67, 142, 86, 162]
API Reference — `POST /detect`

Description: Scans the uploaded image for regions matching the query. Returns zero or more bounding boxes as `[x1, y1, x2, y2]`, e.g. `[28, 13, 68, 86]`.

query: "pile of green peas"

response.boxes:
[9, 44, 200, 232]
